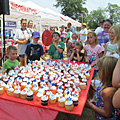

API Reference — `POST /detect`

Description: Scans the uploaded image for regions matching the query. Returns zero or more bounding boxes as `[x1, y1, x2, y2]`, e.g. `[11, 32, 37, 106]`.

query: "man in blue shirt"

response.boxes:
[67, 22, 75, 33]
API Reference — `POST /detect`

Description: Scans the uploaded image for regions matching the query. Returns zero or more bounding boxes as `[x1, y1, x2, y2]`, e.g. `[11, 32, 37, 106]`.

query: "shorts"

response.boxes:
[19, 54, 25, 58]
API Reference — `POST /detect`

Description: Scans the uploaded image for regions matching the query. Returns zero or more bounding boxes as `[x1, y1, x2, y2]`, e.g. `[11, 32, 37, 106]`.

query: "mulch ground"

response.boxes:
[56, 107, 95, 120]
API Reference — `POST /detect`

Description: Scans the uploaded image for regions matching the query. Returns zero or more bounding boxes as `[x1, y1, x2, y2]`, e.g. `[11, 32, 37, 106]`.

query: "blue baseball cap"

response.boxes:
[32, 31, 40, 38]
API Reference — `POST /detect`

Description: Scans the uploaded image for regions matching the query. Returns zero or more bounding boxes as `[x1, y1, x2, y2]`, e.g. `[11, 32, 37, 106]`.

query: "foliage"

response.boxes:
[54, 0, 88, 21]
[84, 8, 107, 29]
[105, 3, 120, 25]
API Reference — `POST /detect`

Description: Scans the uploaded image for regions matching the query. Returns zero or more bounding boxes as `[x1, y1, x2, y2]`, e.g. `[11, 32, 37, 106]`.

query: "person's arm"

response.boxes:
[104, 44, 107, 56]
[86, 87, 117, 118]
[70, 48, 75, 61]
[24, 54, 27, 66]
[64, 37, 68, 43]
[84, 50, 89, 63]
[67, 42, 71, 53]
[41, 55, 46, 61]
[49, 55, 52, 59]
[53, 42, 63, 54]
[16, 40, 28, 44]
[112, 58, 120, 88]
[112, 88, 120, 108]
[14, 29, 28, 44]
[91, 52, 103, 67]
[76, 50, 83, 62]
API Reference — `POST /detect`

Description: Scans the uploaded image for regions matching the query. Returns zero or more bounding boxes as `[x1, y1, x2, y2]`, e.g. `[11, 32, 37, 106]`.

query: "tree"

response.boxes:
[84, 8, 107, 30]
[54, 0, 88, 22]
[105, 3, 120, 25]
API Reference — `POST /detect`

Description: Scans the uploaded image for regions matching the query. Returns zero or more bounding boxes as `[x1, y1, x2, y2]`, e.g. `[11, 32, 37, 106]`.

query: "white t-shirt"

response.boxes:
[95, 27, 103, 35]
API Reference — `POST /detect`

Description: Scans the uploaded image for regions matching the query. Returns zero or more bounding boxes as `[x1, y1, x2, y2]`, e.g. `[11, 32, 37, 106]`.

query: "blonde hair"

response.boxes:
[97, 56, 118, 88]
[87, 31, 98, 45]
[75, 41, 83, 50]
[109, 25, 120, 50]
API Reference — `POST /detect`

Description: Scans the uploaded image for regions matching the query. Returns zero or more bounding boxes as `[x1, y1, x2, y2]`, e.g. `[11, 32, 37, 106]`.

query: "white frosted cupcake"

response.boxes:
[36, 92, 43, 101]
[7, 87, 14, 96]
[80, 83, 87, 90]
[56, 92, 63, 102]
[49, 94, 56, 104]
[51, 86, 56, 94]
[65, 100, 74, 111]
[14, 88, 20, 98]
[58, 97, 65, 107]
[0, 86, 4, 95]
[20, 89, 27, 99]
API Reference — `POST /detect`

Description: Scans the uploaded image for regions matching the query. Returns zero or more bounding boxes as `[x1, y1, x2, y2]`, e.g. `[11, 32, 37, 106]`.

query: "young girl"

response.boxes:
[104, 25, 120, 56]
[69, 41, 84, 62]
[112, 57, 120, 119]
[86, 56, 118, 119]
[67, 33, 78, 54]
[84, 32, 103, 78]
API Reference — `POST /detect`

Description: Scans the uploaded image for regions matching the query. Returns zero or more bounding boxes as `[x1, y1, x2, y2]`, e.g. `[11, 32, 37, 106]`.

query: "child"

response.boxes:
[24, 31, 46, 66]
[48, 32, 65, 59]
[86, 55, 118, 119]
[104, 25, 120, 56]
[69, 41, 84, 62]
[84, 31, 103, 78]
[2, 45, 19, 74]
[67, 33, 78, 53]
[112, 57, 120, 119]
[64, 28, 72, 47]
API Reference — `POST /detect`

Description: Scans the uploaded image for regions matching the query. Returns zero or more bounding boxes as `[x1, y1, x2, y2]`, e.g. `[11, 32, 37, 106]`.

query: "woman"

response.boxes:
[60, 25, 66, 42]
[27, 20, 34, 43]
[97, 19, 113, 52]
[14, 18, 31, 66]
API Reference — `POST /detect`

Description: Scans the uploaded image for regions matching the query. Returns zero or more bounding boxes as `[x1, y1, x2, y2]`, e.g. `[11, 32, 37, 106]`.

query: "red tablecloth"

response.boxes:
[0, 60, 94, 119]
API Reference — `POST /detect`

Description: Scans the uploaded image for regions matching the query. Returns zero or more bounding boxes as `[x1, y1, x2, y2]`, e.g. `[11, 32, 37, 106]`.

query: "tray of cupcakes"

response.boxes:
[0, 60, 94, 115]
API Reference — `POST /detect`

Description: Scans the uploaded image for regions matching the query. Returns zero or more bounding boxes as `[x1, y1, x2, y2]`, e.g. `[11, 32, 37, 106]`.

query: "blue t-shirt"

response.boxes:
[25, 43, 44, 61]
[70, 27, 75, 33]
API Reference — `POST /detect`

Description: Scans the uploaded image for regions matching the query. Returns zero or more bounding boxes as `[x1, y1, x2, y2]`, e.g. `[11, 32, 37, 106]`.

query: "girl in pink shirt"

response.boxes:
[84, 31, 103, 78]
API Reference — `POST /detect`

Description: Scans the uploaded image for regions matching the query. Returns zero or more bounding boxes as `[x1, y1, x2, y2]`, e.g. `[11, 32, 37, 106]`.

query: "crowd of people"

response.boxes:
[2, 18, 120, 119]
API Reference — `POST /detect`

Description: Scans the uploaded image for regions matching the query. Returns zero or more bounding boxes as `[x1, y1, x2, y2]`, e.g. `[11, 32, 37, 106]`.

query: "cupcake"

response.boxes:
[49, 94, 56, 104]
[46, 91, 52, 100]
[21, 82, 27, 90]
[32, 84, 38, 95]
[20, 89, 27, 99]
[14, 88, 20, 98]
[80, 83, 87, 90]
[41, 95, 48, 106]
[72, 95, 79, 106]
[65, 100, 74, 111]
[58, 97, 65, 107]
[51, 86, 56, 94]
[36, 92, 43, 101]
[26, 90, 34, 101]
[7, 87, 14, 96]
[56, 92, 63, 102]
[0, 86, 4, 95]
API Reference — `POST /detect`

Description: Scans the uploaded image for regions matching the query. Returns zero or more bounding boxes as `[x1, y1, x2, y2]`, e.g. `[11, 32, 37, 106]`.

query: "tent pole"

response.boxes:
[3, 14, 6, 63]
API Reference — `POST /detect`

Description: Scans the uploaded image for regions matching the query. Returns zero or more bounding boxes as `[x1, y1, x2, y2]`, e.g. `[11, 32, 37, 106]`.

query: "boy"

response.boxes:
[48, 32, 65, 59]
[24, 31, 46, 66]
[2, 45, 19, 74]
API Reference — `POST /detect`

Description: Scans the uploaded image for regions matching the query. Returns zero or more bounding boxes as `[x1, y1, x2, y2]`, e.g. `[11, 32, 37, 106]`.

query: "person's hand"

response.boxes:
[85, 59, 89, 63]
[85, 100, 93, 108]
[53, 42, 56, 47]
[23, 40, 28, 44]
[73, 48, 76, 52]
[76, 49, 80, 53]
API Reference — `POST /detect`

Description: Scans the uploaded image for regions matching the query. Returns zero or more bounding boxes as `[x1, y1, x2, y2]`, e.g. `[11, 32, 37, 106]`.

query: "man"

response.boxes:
[80, 23, 88, 45]
[67, 22, 75, 33]
[95, 20, 105, 35]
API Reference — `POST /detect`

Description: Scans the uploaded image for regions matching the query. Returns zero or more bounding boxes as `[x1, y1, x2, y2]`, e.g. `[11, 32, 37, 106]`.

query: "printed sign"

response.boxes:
[5, 21, 17, 28]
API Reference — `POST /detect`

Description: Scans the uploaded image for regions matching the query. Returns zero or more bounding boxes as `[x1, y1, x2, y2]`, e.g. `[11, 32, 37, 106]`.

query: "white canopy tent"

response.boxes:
[4, 0, 81, 33]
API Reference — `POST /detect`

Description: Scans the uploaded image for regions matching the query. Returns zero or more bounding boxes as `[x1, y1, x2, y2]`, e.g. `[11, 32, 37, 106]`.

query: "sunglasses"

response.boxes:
[21, 18, 27, 21]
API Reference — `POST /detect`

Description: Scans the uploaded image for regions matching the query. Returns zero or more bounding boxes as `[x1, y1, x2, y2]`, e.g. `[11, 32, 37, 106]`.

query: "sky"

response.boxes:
[20, 0, 120, 13]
